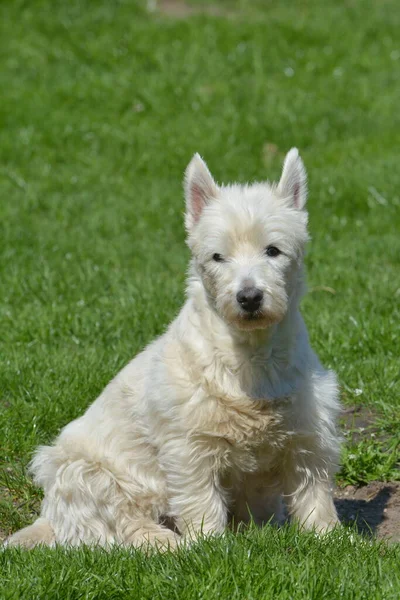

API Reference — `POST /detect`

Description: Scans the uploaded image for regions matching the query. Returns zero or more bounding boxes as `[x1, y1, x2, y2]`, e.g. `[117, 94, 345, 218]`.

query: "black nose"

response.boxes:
[236, 287, 263, 313]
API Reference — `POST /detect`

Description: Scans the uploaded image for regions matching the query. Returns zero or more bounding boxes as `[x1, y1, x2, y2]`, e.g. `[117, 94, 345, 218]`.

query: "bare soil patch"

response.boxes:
[334, 481, 400, 542]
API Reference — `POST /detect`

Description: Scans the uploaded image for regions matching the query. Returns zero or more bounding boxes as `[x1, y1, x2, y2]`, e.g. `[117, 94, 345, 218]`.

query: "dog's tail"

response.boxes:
[4, 518, 55, 549]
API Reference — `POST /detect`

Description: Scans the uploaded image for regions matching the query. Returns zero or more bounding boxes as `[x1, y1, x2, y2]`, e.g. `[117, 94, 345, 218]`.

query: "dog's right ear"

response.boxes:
[277, 148, 307, 210]
[184, 154, 218, 232]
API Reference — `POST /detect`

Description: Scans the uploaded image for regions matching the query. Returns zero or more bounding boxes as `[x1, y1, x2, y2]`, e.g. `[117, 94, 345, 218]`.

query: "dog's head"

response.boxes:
[184, 149, 309, 331]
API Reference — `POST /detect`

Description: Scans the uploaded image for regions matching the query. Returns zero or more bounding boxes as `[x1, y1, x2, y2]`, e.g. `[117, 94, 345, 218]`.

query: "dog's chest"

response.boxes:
[184, 385, 293, 474]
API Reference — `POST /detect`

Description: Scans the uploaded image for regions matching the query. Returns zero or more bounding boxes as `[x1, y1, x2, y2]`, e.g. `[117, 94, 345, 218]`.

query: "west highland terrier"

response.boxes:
[7, 148, 341, 549]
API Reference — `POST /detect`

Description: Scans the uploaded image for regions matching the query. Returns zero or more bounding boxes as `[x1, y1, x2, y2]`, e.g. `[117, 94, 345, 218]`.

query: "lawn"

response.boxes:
[0, 0, 399, 597]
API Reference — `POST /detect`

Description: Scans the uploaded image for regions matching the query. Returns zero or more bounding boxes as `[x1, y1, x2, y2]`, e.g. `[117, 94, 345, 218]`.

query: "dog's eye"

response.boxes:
[265, 246, 281, 258]
[212, 253, 225, 263]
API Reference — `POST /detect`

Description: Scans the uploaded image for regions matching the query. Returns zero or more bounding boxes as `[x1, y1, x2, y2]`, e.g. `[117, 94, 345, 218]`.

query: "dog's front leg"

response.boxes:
[163, 440, 228, 538]
[282, 439, 340, 533]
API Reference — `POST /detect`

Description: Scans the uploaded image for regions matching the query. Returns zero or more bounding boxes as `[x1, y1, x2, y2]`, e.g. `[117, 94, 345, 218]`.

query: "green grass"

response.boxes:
[339, 410, 400, 486]
[1, 0, 399, 597]
[340, 437, 399, 487]
[1, 527, 400, 600]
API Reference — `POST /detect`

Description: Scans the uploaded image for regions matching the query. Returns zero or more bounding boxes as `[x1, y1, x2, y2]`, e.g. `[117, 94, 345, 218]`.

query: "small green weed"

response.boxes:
[339, 437, 400, 487]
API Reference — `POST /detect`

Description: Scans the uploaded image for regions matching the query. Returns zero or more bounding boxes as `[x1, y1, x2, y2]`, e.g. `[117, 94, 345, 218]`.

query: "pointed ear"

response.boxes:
[184, 153, 218, 231]
[277, 148, 307, 209]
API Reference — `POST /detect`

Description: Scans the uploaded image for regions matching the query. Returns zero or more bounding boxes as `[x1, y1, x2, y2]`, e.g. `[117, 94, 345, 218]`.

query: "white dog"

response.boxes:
[7, 149, 341, 549]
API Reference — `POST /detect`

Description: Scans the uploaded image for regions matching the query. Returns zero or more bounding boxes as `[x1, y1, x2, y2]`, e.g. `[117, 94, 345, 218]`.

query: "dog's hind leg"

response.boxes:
[42, 442, 180, 548]
[5, 518, 55, 549]
[7, 442, 177, 549]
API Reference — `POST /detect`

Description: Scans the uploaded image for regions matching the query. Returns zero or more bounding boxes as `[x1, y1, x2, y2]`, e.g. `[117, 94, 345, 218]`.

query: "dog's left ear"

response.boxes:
[277, 148, 307, 209]
[184, 154, 219, 232]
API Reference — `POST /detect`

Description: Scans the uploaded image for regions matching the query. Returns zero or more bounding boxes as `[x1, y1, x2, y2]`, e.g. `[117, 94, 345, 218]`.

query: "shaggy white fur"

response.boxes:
[6, 149, 341, 549]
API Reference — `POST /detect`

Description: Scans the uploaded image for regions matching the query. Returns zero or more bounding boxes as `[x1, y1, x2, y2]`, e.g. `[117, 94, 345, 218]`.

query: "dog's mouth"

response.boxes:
[242, 311, 263, 320]
[234, 306, 285, 330]
[235, 309, 271, 330]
